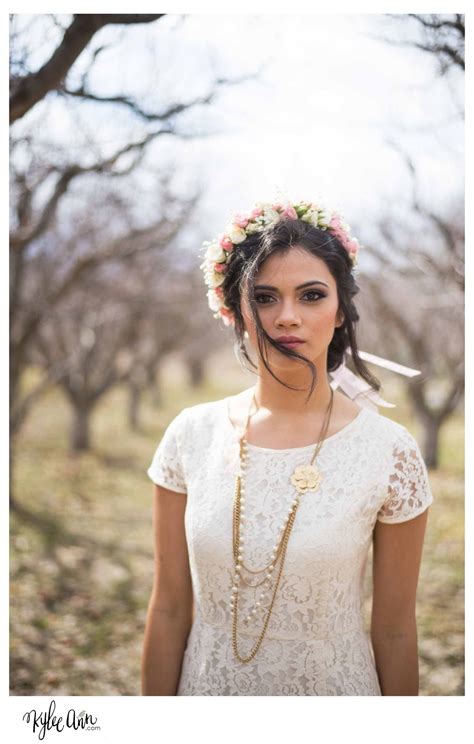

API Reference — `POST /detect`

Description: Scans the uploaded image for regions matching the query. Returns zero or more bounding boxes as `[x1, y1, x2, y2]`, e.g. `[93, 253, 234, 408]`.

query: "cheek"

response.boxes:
[308, 301, 340, 328]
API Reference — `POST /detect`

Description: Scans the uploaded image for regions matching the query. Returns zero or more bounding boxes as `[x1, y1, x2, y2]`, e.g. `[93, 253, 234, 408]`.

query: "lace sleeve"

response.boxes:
[147, 409, 188, 493]
[377, 427, 433, 524]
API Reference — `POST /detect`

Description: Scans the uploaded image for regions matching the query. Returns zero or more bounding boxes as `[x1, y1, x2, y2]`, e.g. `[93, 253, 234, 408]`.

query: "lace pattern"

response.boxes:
[147, 397, 433, 695]
[147, 409, 188, 493]
[377, 428, 433, 523]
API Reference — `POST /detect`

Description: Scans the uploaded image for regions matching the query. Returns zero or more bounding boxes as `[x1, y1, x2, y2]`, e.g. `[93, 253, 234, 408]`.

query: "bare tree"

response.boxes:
[10, 15, 261, 505]
[120, 270, 193, 432]
[10, 174, 194, 432]
[33, 267, 151, 451]
[10, 174, 198, 510]
[119, 247, 229, 429]
[10, 14, 257, 125]
[377, 14, 465, 74]
[10, 15, 165, 123]
[354, 12, 465, 468]
[359, 154, 464, 468]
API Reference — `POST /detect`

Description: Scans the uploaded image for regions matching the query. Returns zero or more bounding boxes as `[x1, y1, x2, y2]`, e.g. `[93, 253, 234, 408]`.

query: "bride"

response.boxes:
[142, 198, 433, 696]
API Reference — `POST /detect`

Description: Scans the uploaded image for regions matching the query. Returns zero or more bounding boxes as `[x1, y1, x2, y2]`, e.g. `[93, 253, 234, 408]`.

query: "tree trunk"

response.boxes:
[9, 436, 19, 512]
[146, 365, 162, 408]
[421, 416, 442, 469]
[187, 357, 205, 388]
[9, 369, 28, 510]
[128, 382, 141, 431]
[71, 404, 92, 452]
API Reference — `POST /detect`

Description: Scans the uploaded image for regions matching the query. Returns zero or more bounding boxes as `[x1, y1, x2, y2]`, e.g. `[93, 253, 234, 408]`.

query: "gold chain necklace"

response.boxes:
[230, 386, 335, 663]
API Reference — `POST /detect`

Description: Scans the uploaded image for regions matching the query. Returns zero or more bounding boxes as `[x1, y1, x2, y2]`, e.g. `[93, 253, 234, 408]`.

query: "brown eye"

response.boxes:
[255, 294, 274, 304]
[302, 291, 324, 301]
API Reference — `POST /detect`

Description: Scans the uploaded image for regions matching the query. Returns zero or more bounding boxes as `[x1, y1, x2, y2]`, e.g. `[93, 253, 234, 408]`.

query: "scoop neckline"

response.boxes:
[223, 395, 368, 452]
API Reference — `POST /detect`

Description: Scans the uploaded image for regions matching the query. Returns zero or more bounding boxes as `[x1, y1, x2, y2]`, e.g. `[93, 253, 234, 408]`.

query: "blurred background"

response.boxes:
[10, 13, 464, 695]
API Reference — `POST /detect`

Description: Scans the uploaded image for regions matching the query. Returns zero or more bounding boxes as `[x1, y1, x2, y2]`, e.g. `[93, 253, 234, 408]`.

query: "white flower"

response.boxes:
[318, 209, 331, 228]
[262, 208, 280, 226]
[301, 209, 319, 228]
[245, 221, 263, 235]
[206, 242, 227, 263]
[201, 265, 214, 282]
[227, 224, 247, 244]
[207, 290, 222, 312]
[209, 272, 226, 288]
[203, 266, 226, 289]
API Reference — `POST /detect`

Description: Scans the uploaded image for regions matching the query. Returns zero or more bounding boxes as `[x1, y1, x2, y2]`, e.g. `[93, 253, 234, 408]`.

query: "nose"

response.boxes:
[275, 297, 302, 328]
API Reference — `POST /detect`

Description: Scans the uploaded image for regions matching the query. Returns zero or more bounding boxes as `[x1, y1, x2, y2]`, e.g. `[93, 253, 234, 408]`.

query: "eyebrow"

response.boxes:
[254, 280, 329, 291]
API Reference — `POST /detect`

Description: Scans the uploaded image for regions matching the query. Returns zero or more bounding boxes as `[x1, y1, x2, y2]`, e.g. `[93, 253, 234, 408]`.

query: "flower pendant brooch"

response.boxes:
[290, 464, 322, 494]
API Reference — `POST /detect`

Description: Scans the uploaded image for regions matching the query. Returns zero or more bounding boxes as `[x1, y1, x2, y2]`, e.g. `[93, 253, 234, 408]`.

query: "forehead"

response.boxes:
[255, 246, 335, 287]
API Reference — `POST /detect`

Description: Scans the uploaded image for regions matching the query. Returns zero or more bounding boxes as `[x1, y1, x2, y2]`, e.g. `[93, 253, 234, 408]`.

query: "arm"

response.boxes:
[141, 484, 194, 696]
[371, 508, 430, 695]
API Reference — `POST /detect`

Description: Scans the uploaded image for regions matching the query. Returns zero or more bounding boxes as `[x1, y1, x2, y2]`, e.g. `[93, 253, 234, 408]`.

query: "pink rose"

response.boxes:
[282, 207, 298, 219]
[272, 202, 283, 211]
[219, 234, 234, 251]
[330, 226, 344, 241]
[214, 263, 227, 273]
[220, 307, 235, 326]
[215, 286, 224, 297]
[250, 207, 263, 219]
[233, 214, 249, 228]
[329, 216, 342, 230]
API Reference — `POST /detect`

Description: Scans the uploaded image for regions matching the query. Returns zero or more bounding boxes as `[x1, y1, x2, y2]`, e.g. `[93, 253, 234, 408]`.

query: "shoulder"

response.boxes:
[153, 397, 227, 459]
[362, 407, 412, 438]
[175, 396, 228, 435]
[361, 409, 431, 501]
[360, 407, 423, 457]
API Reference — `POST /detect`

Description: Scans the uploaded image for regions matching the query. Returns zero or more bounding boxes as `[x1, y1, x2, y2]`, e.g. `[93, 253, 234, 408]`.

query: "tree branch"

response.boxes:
[13, 203, 194, 360]
[10, 14, 164, 123]
[10, 129, 174, 250]
[60, 70, 258, 122]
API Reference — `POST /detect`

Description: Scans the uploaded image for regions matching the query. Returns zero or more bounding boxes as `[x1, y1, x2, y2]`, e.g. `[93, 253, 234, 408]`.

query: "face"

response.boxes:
[240, 246, 344, 370]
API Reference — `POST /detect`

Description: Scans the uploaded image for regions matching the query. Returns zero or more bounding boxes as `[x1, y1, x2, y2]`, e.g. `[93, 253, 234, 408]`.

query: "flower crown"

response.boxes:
[199, 198, 361, 327]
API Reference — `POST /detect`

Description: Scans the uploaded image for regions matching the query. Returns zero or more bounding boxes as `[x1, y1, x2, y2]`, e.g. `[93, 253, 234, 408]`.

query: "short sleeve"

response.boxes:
[377, 428, 434, 524]
[147, 409, 188, 493]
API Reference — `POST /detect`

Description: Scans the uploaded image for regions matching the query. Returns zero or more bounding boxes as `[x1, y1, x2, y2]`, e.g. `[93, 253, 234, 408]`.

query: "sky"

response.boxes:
[10, 12, 464, 264]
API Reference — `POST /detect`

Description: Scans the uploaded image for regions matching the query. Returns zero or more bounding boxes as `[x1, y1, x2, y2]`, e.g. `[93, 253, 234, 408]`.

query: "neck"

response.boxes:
[253, 357, 333, 417]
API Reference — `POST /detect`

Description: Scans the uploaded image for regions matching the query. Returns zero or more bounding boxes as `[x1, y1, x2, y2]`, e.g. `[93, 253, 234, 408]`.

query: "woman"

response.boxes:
[141, 198, 433, 696]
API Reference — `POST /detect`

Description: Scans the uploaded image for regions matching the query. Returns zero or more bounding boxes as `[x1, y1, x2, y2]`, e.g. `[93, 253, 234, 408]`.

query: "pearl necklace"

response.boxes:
[230, 387, 335, 663]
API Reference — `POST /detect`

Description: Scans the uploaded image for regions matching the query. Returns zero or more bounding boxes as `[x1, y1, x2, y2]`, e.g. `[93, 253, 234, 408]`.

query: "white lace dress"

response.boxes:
[147, 396, 433, 696]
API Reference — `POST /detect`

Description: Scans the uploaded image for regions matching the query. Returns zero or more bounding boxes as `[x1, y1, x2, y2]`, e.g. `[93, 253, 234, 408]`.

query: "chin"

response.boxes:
[270, 348, 315, 366]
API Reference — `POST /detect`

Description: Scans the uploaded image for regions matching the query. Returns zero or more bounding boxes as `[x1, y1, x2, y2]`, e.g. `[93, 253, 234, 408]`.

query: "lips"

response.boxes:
[275, 336, 305, 348]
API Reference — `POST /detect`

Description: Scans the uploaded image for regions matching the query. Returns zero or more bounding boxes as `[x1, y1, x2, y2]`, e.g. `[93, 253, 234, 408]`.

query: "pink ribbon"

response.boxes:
[329, 350, 421, 410]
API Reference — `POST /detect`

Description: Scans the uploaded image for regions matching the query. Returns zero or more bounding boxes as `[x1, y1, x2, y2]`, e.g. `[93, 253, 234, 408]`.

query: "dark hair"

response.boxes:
[221, 217, 380, 403]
